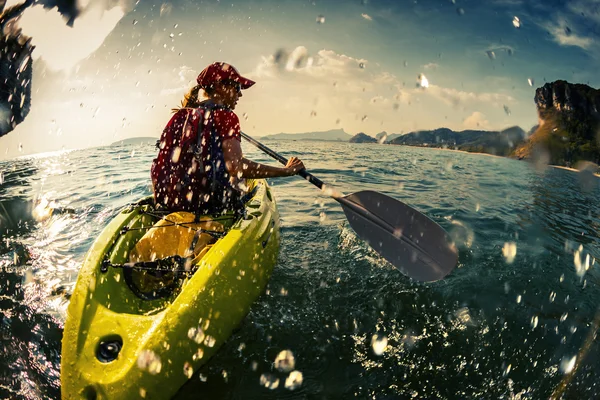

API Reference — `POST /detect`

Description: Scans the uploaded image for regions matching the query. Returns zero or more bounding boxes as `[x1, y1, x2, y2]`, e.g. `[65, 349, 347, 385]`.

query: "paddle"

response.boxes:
[241, 132, 458, 282]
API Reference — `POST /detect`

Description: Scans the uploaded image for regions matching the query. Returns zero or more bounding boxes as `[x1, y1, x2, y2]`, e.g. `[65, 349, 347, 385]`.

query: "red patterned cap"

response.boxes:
[196, 62, 255, 89]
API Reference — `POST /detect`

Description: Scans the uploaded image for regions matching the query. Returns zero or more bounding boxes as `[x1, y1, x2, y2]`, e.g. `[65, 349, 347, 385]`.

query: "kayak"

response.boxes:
[61, 179, 280, 399]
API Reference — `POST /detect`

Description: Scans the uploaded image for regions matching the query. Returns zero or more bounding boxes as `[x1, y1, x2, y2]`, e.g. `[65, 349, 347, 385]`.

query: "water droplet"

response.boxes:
[371, 334, 388, 355]
[503, 105, 511, 116]
[512, 16, 521, 28]
[504, 363, 511, 376]
[204, 335, 216, 347]
[560, 312, 568, 322]
[417, 73, 429, 88]
[531, 315, 538, 329]
[169, 33, 175, 38]
[359, 62, 365, 69]
[528, 78, 534, 87]
[285, 370, 303, 390]
[560, 355, 576, 374]
[502, 242, 517, 264]
[319, 211, 327, 222]
[137, 350, 162, 374]
[139, 388, 146, 398]
[183, 362, 194, 378]
[361, 115, 368, 122]
[160, 3, 173, 17]
[130, 150, 136, 158]
[516, 294, 522, 303]
[549, 291, 556, 303]
[187, 327, 205, 344]
[456, 7, 465, 15]
[192, 347, 204, 361]
[274, 350, 296, 372]
[260, 373, 279, 389]
[316, 15, 325, 24]
[564, 26, 572, 36]
[486, 50, 496, 60]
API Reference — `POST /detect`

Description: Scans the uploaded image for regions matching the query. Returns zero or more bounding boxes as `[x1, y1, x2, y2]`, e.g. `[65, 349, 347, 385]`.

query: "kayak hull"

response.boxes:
[61, 179, 280, 399]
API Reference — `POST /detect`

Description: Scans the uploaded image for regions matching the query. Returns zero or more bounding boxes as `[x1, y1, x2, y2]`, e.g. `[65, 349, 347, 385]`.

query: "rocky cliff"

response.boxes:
[349, 132, 377, 143]
[514, 80, 600, 166]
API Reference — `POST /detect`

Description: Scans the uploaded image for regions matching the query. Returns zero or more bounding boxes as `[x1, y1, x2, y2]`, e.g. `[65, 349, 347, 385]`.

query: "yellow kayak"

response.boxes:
[61, 179, 280, 399]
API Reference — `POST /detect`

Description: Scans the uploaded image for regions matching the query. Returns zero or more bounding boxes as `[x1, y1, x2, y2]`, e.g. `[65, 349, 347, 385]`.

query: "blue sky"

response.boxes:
[1, 0, 599, 159]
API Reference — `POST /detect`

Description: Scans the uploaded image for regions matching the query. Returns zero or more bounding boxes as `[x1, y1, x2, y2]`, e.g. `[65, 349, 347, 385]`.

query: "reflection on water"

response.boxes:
[0, 142, 599, 399]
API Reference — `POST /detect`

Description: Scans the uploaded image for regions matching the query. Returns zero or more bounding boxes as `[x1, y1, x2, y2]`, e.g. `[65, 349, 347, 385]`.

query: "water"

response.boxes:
[0, 141, 599, 399]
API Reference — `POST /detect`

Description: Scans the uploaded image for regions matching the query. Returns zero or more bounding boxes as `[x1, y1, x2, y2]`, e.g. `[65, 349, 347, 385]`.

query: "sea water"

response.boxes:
[0, 141, 598, 399]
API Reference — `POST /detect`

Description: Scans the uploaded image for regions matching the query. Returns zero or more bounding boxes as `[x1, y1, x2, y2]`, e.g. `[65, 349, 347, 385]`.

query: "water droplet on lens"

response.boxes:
[160, 3, 173, 17]
[502, 242, 517, 264]
[285, 371, 303, 390]
[187, 327, 205, 344]
[486, 50, 496, 60]
[503, 105, 511, 115]
[274, 350, 296, 372]
[528, 78, 534, 86]
[512, 16, 521, 28]
[137, 350, 162, 374]
[316, 14, 325, 24]
[564, 26, 572, 36]
[359, 62, 365, 69]
[260, 373, 279, 389]
[531, 315, 538, 329]
[560, 355, 576, 374]
[456, 7, 465, 15]
[133, 19, 138, 25]
[183, 362, 193, 378]
[371, 334, 388, 355]
[417, 73, 429, 88]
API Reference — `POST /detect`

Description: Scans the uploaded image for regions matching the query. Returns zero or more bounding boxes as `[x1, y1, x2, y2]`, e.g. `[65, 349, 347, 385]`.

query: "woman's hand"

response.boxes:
[285, 157, 305, 175]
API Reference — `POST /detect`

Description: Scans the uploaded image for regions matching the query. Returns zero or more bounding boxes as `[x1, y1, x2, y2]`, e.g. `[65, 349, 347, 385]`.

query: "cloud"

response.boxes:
[361, 13, 373, 21]
[463, 112, 489, 129]
[547, 21, 593, 49]
[251, 46, 368, 83]
[423, 85, 514, 107]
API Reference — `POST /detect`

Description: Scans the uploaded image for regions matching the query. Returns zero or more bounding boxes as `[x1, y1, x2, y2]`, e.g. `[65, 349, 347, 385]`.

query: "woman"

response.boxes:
[151, 62, 305, 214]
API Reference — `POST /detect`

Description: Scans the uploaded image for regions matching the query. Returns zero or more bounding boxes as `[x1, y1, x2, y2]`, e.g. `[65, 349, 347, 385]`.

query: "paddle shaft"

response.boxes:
[241, 132, 325, 190]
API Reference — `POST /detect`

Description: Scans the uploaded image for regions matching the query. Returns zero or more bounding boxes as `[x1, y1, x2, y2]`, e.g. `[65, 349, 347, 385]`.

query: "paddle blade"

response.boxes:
[338, 191, 457, 282]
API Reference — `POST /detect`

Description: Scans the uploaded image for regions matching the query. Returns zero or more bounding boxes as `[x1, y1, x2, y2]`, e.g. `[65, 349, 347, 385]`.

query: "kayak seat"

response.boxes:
[125, 212, 225, 300]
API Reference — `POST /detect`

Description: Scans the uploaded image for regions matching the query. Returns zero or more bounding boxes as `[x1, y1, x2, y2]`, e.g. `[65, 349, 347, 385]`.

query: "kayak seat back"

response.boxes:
[125, 212, 225, 300]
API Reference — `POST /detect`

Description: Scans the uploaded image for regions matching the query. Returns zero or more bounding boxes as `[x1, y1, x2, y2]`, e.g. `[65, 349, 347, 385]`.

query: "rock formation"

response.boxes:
[514, 80, 600, 166]
[349, 132, 377, 143]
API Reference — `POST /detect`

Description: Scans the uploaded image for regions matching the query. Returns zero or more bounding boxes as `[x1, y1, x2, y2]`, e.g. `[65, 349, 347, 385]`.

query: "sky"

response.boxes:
[1, 0, 599, 159]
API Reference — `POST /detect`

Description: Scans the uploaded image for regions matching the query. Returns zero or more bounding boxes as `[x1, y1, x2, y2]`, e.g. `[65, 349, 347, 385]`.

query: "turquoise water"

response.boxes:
[0, 141, 599, 399]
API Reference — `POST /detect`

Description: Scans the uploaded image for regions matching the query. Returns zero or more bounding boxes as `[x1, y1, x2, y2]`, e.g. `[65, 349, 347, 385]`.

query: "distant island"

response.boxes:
[349, 132, 378, 143]
[258, 129, 352, 141]
[111, 137, 157, 146]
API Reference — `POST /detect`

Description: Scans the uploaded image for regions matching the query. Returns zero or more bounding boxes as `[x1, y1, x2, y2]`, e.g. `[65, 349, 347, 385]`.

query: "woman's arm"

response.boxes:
[222, 138, 305, 178]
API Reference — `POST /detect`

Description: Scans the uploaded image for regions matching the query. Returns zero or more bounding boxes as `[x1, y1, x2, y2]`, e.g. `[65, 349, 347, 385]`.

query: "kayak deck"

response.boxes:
[61, 179, 280, 399]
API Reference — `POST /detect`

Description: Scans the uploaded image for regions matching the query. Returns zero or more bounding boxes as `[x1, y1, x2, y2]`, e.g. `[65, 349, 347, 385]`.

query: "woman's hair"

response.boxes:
[172, 84, 217, 112]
